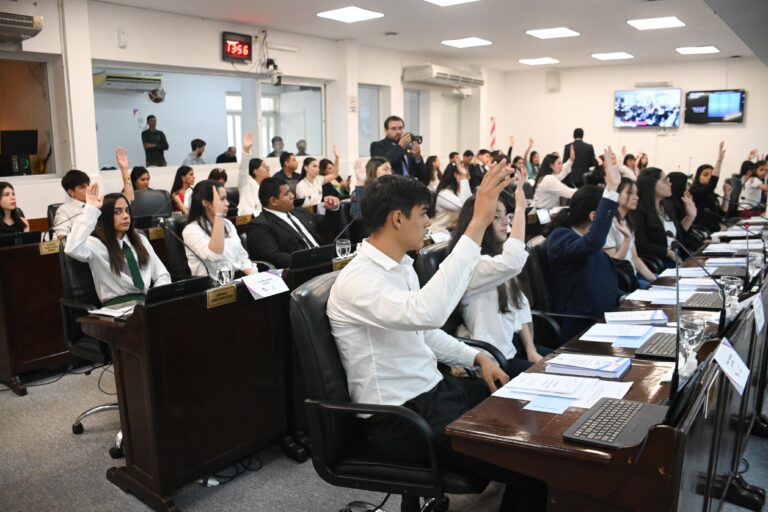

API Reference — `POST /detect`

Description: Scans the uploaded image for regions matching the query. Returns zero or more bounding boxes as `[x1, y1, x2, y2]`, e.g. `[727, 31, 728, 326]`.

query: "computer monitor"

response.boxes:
[289, 244, 334, 269]
[0, 130, 38, 156]
[131, 189, 173, 220]
[0, 231, 42, 248]
[145, 276, 212, 305]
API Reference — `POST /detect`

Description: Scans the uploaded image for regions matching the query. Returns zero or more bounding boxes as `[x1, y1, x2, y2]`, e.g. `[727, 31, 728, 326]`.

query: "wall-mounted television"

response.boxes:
[614, 88, 681, 128]
[685, 89, 745, 124]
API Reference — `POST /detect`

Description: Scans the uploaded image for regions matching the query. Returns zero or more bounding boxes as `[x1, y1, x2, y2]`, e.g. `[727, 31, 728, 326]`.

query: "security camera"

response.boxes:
[271, 70, 282, 86]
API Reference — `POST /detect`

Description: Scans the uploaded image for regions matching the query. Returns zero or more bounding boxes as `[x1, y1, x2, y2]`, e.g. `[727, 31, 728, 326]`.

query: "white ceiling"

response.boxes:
[98, 0, 753, 71]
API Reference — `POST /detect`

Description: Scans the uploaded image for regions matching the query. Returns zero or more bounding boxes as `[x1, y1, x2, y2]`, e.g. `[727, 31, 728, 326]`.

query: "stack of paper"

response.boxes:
[625, 288, 695, 305]
[494, 373, 633, 414]
[659, 268, 711, 278]
[580, 323, 653, 346]
[605, 310, 668, 325]
[678, 278, 720, 290]
[738, 217, 768, 225]
[613, 326, 676, 348]
[545, 354, 631, 379]
[706, 257, 746, 267]
[90, 304, 137, 318]
[703, 243, 741, 254]
[712, 228, 761, 238]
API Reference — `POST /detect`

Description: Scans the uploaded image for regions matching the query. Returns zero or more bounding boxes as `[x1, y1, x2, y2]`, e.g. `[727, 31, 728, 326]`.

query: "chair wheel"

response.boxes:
[72, 423, 84, 435]
[109, 446, 124, 459]
[422, 497, 449, 512]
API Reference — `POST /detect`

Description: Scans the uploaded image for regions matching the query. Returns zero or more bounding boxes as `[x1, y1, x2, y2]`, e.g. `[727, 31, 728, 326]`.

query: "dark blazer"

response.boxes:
[468, 163, 487, 192]
[563, 139, 597, 187]
[547, 196, 621, 340]
[246, 209, 324, 268]
[631, 202, 682, 261]
[370, 138, 427, 185]
[691, 175, 724, 232]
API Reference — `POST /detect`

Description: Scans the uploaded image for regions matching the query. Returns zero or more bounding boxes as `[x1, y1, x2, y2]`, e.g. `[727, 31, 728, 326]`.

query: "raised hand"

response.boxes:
[333, 144, 340, 160]
[514, 169, 526, 208]
[323, 195, 340, 210]
[353, 159, 366, 185]
[569, 143, 576, 163]
[527, 137, 534, 147]
[718, 141, 725, 161]
[682, 190, 697, 217]
[115, 147, 129, 170]
[603, 147, 620, 191]
[615, 218, 632, 238]
[212, 187, 222, 215]
[509, 135, 516, 147]
[85, 183, 103, 208]
[457, 161, 469, 179]
[243, 131, 254, 153]
[474, 158, 513, 226]
[748, 148, 759, 160]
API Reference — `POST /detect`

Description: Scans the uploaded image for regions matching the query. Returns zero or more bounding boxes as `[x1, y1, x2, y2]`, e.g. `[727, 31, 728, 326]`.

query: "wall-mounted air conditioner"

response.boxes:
[0, 12, 43, 42]
[92, 72, 163, 92]
[403, 64, 484, 88]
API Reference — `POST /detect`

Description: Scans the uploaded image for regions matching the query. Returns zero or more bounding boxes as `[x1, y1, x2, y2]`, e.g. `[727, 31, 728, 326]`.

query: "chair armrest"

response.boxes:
[304, 399, 444, 494]
[252, 259, 277, 271]
[453, 336, 509, 372]
[641, 256, 664, 274]
[59, 298, 97, 312]
[530, 310, 562, 348]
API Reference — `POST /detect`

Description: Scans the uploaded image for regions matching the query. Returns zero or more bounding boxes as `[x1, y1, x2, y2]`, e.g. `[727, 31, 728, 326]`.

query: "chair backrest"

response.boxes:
[290, 272, 354, 463]
[131, 189, 173, 219]
[225, 187, 239, 217]
[162, 215, 192, 281]
[519, 235, 552, 311]
[47, 203, 62, 228]
[413, 241, 449, 287]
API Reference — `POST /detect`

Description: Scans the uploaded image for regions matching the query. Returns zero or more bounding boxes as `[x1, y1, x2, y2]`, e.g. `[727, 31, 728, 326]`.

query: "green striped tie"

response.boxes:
[122, 241, 145, 291]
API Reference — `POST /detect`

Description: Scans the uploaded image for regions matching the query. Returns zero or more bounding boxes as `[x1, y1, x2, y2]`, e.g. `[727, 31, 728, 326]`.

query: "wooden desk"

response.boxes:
[79, 285, 287, 512]
[0, 241, 72, 395]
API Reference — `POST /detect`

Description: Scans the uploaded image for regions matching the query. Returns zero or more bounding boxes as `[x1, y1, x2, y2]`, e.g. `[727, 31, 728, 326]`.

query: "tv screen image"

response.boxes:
[685, 90, 745, 124]
[614, 88, 681, 128]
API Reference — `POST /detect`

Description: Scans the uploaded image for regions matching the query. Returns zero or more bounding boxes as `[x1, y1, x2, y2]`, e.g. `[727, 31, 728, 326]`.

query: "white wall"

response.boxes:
[494, 57, 768, 178]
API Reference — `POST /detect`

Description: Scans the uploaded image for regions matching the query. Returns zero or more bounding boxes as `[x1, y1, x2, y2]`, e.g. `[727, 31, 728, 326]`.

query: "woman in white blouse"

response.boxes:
[295, 157, 324, 208]
[450, 170, 551, 376]
[430, 161, 471, 233]
[238, 131, 270, 216]
[182, 180, 255, 278]
[532, 148, 575, 209]
[65, 184, 171, 306]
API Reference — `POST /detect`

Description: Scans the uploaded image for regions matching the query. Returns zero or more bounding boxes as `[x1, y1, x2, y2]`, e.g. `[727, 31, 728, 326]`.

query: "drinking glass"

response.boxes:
[335, 239, 352, 259]
[679, 315, 705, 359]
[749, 252, 762, 275]
[215, 262, 234, 287]
[720, 276, 742, 309]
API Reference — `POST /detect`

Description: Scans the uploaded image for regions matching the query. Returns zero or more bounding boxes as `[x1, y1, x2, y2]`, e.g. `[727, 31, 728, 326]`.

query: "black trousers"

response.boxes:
[505, 334, 554, 378]
[365, 375, 547, 512]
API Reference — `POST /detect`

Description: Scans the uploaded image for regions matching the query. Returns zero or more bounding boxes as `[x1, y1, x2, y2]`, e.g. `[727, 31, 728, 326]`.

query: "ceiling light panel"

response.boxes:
[441, 37, 493, 48]
[518, 57, 560, 66]
[525, 27, 580, 39]
[627, 16, 685, 30]
[316, 6, 384, 24]
[591, 52, 634, 61]
[424, 0, 479, 6]
[676, 46, 720, 55]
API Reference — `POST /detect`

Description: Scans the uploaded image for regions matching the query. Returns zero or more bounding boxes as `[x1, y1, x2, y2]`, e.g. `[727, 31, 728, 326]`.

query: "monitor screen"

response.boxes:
[685, 90, 745, 124]
[614, 89, 681, 128]
[0, 130, 38, 156]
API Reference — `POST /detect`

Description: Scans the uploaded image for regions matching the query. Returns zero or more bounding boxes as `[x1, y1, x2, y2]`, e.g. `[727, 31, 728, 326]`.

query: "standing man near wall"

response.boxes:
[562, 127, 597, 187]
[141, 115, 169, 167]
[370, 115, 427, 185]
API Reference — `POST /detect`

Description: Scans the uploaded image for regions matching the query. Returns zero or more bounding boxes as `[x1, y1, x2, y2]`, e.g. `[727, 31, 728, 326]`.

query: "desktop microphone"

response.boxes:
[333, 214, 359, 243]
[157, 217, 217, 283]
[731, 222, 765, 290]
[667, 231, 726, 331]
[45, 211, 84, 241]
[669, 239, 682, 403]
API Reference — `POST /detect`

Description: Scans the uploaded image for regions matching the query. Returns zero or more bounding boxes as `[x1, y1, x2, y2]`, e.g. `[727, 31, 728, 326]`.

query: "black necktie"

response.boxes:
[287, 214, 315, 248]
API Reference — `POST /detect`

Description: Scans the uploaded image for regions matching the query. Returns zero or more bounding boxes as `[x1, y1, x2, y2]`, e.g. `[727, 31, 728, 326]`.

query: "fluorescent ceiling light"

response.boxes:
[518, 57, 560, 66]
[316, 6, 384, 23]
[424, 0, 479, 6]
[441, 37, 493, 48]
[627, 16, 685, 30]
[676, 45, 720, 55]
[591, 52, 634, 61]
[526, 27, 580, 39]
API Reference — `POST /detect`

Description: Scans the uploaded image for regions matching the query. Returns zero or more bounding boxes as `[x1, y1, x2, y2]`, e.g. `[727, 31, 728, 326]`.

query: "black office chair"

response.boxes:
[47, 203, 62, 229]
[226, 187, 239, 217]
[290, 272, 489, 512]
[58, 252, 123, 458]
[162, 215, 192, 281]
[131, 189, 173, 219]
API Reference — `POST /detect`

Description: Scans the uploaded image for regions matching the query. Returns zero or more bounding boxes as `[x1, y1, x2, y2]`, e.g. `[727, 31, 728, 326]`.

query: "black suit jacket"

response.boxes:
[246, 209, 324, 268]
[562, 139, 597, 187]
[370, 137, 428, 185]
[468, 164, 487, 192]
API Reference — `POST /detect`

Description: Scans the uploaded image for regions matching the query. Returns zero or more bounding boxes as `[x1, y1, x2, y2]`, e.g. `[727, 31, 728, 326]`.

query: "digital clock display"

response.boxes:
[222, 32, 252, 63]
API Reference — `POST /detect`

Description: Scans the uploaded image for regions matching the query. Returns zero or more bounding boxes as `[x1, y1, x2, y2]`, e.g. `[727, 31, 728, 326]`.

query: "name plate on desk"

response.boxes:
[206, 285, 237, 309]
[235, 214, 253, 226]
[714, 337, 750, 395]
[38, 240, 61, 255]
[148, 227, 165, 240]
[333, 256, 354, 271]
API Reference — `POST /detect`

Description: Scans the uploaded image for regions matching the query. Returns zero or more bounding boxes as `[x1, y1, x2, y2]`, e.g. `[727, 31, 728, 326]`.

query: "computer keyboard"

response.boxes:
[635, 332, 676, 360]
[713, 266, 746, 278]
[682, 292, 723, 311]
[566, 399, 643, 445]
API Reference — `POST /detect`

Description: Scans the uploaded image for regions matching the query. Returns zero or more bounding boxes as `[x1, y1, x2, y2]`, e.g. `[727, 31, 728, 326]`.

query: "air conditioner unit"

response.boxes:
[403, 64, 484, 88]
[92, 72, 163, 91]
[0, 12, 43, 42]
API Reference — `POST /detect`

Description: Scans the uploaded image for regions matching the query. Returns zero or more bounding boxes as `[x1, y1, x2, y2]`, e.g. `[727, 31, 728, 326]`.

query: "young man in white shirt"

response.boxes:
[53, 170, 91, 239]
[327, 166, 547, 511]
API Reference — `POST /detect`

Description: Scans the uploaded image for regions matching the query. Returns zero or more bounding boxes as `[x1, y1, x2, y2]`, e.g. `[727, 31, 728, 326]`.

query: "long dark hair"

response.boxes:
[92, 193, 149, 276]
[616, 178, 636, 229]
[436, 162, 462, 195]
[187, 180, 231, 238]
[300, 157, 318, 180]
[553, 186, 603, 229]
[130, 167, 149, 190]
[694, 164, 713, 186]
[425, 155, 442, 184]
[534, 153, 559, 190]
[635, 167, 667, 229]
[0, 182, 26, 232]
[171, 165, 193, 196]
[449, 196, 524, 313]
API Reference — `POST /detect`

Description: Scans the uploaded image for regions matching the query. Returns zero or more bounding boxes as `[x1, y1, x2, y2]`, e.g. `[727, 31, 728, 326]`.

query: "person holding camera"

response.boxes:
[370, 115, 428, 185]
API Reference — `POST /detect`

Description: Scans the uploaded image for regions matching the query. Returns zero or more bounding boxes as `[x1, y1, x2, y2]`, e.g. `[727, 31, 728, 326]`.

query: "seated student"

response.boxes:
[738, 159, 767, 217]
[350, 156, 392, 221]
[319, 147, 349, 199]
[296, 157, 338, 209]
[442, 151, 459, 178]
[619, 153, 638, 181]
[425, 155, 443, 192]
[238, 131, 270, 217]
[64, 184, 171, 305]
[632, 167, 697, 267]
[603, 178, 658, 289]
[182, 138, 206, 166]
[182, 180, 254, 277]
[215, 146, 237, 164]
[451, 174, 551, 377]
[523, 139, 540, 181]
[246, 177, 325, 268]
[53, 169, 90, 239]
[273, 152, 300, 195]
[548, 149, 622, 341]
[170, 165, 195, 215]
[208, 168, 228, 187]
[430, 160, 472, 233]
[0, 182, 29, 234]
[327, 170, 547, 512]
[131, 166, 151, 191]
[532, 148, 575, 209]
[690, 142, 726, 232]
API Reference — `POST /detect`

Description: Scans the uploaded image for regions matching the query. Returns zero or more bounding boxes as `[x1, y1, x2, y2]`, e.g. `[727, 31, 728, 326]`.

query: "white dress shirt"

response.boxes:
[457, 238, 530, 359]
[64, 204, 171, 303]
[327, 236, 481, 408]
[53, 198, 85, 238]
[263, 208, 320, 247]
[430, 179, 471, 233]
[295, 177, 323, 207]
[238, 150, 262, 216]
[532, 160, 574, 209]
[740, 176, 762, 211]
[603, 220, 638, 273]
[619, 165, 637, 181]
[182, 218, 254, 277]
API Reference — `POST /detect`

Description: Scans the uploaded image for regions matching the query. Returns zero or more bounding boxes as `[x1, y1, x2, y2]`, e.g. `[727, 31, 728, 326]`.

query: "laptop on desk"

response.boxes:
[289, 244, 334, 269]
[0, 231, 42, 248]
[145, 276, 212, 305]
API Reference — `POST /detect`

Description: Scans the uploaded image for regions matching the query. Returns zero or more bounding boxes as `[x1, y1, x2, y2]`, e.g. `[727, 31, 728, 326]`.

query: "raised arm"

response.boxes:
[116, 147, 134, 202]
[64, 183, 102, 262]
[523, 138, 533, 162]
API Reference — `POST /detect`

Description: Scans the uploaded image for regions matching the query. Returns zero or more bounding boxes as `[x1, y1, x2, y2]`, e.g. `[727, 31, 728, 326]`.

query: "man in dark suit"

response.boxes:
[246, 177, 328, 268]
[370, 115, 427, 185]
[468, 149, 492, 192]
[562, 128, 597, 188]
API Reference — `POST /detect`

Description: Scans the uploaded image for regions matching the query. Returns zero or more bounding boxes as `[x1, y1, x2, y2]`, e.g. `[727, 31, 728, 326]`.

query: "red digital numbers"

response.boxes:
[224, 37, 251, 60]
